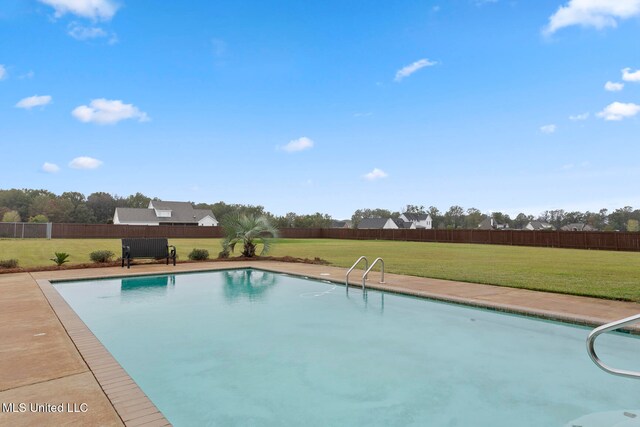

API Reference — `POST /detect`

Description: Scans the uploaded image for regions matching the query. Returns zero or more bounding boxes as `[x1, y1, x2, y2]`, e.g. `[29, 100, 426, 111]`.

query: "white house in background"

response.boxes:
[113, 201, 217, 226]
[399, 212, 433, 229]
[525, 220, 555, 231]
[478, 217, 509, 230]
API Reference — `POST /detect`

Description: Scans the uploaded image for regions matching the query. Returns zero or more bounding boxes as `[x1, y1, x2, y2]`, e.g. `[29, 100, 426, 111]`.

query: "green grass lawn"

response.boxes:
[2, 238, 640, 302]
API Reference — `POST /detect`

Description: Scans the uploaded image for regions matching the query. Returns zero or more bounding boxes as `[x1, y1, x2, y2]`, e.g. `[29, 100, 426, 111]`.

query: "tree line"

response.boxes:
[1, 189, 639, 231]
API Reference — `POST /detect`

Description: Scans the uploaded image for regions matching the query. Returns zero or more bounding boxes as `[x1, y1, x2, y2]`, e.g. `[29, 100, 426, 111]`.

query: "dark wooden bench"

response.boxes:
[121, 238, 176, 269]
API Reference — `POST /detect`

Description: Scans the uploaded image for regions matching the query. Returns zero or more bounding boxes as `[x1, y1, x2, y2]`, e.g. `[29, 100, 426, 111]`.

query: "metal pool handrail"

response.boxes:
[346, 256, 368, 289]
[586, 313, 640, 379]
[362, 257, 385, 290]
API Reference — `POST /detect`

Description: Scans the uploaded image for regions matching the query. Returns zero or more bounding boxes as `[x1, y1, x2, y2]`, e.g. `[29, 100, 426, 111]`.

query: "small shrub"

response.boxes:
[90, 250, 115, 263]
[188, 248, 209, 261]
[218, 248, 230, 259]
[51, 252, 70, 266]
[0, 259, 18, 269]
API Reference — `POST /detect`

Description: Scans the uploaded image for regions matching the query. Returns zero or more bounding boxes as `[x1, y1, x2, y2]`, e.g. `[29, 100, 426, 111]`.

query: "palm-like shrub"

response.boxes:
[221, 214, 278, 258]
[51, 252, 70, 266]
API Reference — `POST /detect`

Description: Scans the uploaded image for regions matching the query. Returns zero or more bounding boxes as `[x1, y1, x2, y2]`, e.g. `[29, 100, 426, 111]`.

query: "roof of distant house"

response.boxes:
[330, 220, 352, 228]
[115, 201, 215, 224]
[358, 218, 390, 229]
[527, 220, 555, 230]
[560, 223, 597, 231]
[392, 218, 413, 229]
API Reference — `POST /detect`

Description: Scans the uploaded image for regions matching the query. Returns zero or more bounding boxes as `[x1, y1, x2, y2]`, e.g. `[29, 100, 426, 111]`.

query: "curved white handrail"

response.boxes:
[346, 256, 368, 289]
[362, 257, 385, 290]
[586, 313, 640, 379]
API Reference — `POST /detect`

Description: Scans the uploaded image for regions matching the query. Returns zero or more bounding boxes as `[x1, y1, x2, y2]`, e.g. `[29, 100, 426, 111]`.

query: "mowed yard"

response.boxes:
[2, 238, 640, 302]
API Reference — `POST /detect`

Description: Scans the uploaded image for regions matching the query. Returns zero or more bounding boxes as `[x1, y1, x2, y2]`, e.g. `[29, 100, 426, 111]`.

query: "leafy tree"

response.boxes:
[274, 212, 298, 228]
[403, 204, 426, 214]
[585, 209, 608, 230]
[627, 219, 639, 232]
[30, 195, 74, 223]
[2, 210, 21, 222]
[444, 205, 465, 229]
[29, 214, 49, 223]
[61, 192, 96, 223]
[221, 214, 278, 257]
[608, 207, 633, 231]
[0, 189, 32, 220]
[293, 212, 332, 228]
[125, 192, 152, 208]
[513, 213, 533, 229]
[87, 192, 119, 223]
[427, 206, 443, 229]
[539, 209, 565, 229]
[465, 208, 487, 229]
[564, 211, 586, 225]
[203, 201, 270, 223]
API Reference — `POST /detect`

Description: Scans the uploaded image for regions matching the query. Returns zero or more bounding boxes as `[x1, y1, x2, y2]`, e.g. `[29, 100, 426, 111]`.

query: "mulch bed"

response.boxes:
[0, 256, 330, 275]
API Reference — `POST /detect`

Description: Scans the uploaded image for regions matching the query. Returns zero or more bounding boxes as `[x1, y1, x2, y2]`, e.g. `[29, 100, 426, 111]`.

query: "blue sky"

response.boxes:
[1, 0, 639, 219]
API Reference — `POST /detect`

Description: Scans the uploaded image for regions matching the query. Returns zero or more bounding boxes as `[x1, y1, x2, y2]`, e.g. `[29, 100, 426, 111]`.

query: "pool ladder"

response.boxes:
[587, 313, 640, 379]
[345, 256, 385, 291]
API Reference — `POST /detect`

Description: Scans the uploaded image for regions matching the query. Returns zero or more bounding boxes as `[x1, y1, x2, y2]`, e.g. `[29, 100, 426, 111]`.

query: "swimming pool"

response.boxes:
[54, 269, 640, 426]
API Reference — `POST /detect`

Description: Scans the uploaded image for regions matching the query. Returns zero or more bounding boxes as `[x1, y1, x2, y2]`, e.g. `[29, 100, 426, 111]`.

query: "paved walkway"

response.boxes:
[2, 260, 640, 426]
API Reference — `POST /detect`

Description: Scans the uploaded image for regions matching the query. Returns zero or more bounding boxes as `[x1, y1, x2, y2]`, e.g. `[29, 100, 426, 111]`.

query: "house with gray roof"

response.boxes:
[330, 220, 352, 229]
[357, 218, 399, 229]
[560, 223, 597, 231]
[525, 220, 555, 231]
[113, 201, 217, 226]
[392, 218, 416, 229]
[398, 212, 432, 229]
[478, 217, 509, 230]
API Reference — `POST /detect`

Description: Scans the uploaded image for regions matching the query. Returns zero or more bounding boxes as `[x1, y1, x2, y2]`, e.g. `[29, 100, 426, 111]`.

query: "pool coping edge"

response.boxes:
[36, 278, 172, 427]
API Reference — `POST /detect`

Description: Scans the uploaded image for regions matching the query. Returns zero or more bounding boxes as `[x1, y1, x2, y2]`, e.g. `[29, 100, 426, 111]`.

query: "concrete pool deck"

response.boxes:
[2, 260, 640, 426]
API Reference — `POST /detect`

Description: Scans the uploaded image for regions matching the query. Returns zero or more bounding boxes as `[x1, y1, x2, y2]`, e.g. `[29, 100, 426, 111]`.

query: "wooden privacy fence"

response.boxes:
[49, 224, 640, 252]
[51, 223, 223, 239]
[321, 228, 640, 251]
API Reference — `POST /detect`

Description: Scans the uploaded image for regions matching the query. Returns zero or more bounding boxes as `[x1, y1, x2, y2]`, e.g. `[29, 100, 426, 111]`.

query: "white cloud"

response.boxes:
[363, 168, 388, 181]
[19, 71, 35, 79]
[622, 67, 640, 82]
[279, 137, 314, 153]
[604, 81, 624, 91]
[394, 58, 437, 82]
[72, 99, 150, 125]
[38, 0, 119, 21]
[569, 112, 589, 121]
[69, 156, 102, 169]
[15, 95, 52, 109]
[543, 0, 640, 35]
[68, 22, 107, 40]
[540, 124, 557, 134]
[0, 65, 7, 80]
[597, 102, 640, 121]
[42, 162, 60, 173]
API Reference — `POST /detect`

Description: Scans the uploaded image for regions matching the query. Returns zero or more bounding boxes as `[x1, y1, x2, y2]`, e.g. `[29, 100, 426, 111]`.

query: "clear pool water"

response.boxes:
[54, 269, 640, 426]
